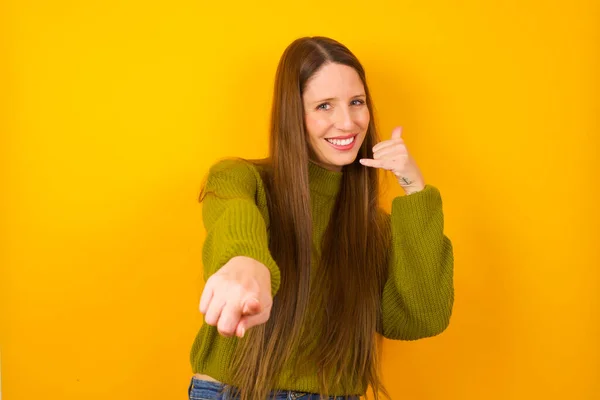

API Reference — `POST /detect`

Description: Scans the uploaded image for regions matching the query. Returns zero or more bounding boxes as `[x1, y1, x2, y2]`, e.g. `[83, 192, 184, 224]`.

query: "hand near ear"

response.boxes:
[360, 126, 426, 195]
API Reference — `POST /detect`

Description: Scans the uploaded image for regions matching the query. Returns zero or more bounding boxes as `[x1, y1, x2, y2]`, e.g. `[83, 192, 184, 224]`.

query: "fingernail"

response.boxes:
[240, 327, 245, 338]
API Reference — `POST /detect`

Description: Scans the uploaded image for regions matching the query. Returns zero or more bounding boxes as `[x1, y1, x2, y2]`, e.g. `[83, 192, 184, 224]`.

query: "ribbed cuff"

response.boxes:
[391, 184, 442, 224]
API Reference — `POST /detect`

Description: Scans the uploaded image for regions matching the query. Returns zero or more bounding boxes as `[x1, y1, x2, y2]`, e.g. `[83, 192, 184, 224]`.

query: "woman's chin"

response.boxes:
[335, 153, 360, 166]
[324, 156, 360, 170]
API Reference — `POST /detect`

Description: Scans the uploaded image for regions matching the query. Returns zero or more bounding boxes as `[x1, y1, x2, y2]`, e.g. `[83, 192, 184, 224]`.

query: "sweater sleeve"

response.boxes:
[200, 159, 281, 296]
[379, 184, 454, 340]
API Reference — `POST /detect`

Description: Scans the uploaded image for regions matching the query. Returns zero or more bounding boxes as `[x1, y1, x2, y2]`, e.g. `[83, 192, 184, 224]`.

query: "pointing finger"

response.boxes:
[241, 297, 261, 316]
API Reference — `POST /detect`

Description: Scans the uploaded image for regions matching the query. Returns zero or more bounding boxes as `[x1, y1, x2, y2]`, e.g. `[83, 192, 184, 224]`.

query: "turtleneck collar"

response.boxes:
[308, 161, 343, 197]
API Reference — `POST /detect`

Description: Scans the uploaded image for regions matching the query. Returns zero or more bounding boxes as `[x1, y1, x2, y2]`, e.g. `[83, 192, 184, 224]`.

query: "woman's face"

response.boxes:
[302, 62, 370, 172]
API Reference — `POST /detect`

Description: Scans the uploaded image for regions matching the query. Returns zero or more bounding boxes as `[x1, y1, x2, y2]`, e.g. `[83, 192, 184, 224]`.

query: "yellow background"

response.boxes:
[1, 1, 598, 399]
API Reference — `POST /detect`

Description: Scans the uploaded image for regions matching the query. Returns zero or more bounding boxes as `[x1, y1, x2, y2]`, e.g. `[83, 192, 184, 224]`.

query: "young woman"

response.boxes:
[188, 36, 454, 400]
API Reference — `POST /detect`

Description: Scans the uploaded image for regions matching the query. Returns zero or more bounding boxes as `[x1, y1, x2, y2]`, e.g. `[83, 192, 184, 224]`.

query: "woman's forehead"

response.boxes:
[304, 64, 365, 100]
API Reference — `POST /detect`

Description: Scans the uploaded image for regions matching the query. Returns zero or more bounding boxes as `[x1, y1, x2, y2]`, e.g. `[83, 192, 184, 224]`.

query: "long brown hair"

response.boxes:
[227, 36, 390, 399]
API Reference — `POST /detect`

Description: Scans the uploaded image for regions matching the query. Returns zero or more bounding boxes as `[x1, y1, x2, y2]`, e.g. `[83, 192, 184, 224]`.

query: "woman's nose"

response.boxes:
[333, 106, 355, 131]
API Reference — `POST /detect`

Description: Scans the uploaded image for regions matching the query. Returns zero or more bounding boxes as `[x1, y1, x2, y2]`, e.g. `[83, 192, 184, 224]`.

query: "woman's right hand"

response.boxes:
[199, 256, 273, 338]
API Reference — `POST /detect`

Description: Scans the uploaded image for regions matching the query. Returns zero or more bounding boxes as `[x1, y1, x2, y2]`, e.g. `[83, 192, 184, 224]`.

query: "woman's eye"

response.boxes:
[351, 99, 365, 106]
[317, 103, 331, 110]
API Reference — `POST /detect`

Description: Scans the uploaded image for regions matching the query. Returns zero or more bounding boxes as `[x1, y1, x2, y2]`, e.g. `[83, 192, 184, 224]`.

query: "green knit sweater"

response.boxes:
[190, 159, 454, 395]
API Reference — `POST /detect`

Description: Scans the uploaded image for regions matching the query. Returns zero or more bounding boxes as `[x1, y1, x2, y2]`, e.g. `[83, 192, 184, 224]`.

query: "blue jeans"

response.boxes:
[188, 377, 359, 400]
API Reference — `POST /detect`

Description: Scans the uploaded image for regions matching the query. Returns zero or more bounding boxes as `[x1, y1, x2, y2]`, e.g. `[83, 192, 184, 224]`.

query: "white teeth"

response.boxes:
[326, 137, 355, 146]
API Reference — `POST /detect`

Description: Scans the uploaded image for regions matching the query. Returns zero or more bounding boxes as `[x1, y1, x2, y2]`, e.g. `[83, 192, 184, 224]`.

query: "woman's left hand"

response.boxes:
[359, 126, 426, 195]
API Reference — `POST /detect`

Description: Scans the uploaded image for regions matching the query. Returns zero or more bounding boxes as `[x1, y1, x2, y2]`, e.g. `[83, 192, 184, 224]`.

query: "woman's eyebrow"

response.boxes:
[311, 93, 366, 104]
